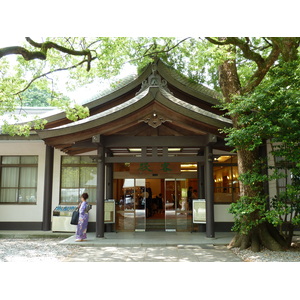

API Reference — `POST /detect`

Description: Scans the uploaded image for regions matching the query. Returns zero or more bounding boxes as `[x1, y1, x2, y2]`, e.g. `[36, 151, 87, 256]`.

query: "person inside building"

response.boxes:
[187, 186, 193, 211]
[75, 192, 90, 242]
[192, 189, 198, 200]
[156, 193, 163, 214]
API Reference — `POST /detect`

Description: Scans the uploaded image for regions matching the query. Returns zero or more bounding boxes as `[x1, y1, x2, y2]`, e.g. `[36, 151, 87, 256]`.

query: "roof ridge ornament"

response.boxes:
[136, 62, 173, 95]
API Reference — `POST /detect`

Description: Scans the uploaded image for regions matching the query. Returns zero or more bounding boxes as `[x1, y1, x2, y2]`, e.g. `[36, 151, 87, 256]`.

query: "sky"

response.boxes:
[1, 1, 298, 37]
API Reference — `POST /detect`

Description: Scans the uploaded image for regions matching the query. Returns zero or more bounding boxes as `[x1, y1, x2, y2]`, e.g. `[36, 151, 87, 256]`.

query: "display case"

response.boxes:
[52, 205, 78, 232]
[193, 199, 206, 224]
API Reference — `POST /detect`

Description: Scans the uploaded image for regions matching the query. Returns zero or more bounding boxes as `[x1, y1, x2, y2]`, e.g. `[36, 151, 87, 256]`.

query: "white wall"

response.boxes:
[0, 140, 46, 222]
[214, 204, 234, 222]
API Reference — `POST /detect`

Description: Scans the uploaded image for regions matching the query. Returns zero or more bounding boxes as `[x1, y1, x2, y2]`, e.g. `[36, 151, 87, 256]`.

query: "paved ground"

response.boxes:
[0, 231, 243, 262]
[62, 244, 242, 262]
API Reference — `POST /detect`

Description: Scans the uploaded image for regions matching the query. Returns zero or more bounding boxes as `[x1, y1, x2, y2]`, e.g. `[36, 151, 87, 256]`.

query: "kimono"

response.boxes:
[75, 201, 89, 240]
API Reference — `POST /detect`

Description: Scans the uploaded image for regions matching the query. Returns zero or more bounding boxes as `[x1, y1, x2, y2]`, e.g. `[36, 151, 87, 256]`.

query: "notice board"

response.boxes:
[193, 199, 206, 223]
[105, 200, 115, 223]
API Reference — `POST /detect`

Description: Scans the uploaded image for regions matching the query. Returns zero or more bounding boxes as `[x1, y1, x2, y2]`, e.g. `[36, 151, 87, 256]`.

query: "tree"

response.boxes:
[204, 38, 300, 251]
[225, 58, 300, 249]
[0, 37, 135, 132]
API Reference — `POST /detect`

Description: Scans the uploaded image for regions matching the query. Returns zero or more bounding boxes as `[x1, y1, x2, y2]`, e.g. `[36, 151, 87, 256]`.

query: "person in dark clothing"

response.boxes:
[187, 186, 193, 211]
[156, 193, 163, 214]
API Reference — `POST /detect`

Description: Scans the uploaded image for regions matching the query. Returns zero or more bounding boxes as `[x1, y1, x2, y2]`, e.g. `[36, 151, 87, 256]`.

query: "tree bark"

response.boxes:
[228, 223, 287, 252]
[0, 38, 93, 71]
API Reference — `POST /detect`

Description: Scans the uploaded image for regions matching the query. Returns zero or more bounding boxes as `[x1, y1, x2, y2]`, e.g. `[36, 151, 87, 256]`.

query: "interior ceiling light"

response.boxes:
[181, 164, 197, 168]
[168, 148, 181, 152]
[215, 155, 231, 163]
[129, 148, 142, 152]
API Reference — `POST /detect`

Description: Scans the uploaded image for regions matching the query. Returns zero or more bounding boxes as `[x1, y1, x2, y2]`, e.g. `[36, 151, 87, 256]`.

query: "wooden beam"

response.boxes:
[105, 156, 205, 163]
[104, 135, 209, 147]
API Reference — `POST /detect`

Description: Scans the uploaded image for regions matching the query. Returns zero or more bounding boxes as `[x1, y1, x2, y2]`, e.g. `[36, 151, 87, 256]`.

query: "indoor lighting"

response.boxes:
[168, 148, 181, 152]
[181, 164, 197, 168]
[129, 148, 142, 152]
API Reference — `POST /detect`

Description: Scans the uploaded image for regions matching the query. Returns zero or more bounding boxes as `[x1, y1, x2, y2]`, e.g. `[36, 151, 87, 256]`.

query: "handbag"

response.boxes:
[70, 208, 79, 225]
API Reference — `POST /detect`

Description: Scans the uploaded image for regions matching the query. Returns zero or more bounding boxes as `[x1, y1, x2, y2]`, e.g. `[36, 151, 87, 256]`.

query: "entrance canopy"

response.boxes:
[37, 59, 232, 156]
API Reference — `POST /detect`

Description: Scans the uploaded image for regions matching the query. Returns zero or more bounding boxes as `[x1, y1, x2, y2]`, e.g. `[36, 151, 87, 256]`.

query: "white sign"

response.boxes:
[105, 199, 115, 223]
[193, 199, 206, 223]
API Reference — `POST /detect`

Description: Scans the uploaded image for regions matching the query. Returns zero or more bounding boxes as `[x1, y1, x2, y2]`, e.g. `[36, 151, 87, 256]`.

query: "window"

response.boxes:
[60, 156, 97, 204]
[0, 156, 38, 204]
[274, 156, 293, 194]
[213, 155, 239, 203]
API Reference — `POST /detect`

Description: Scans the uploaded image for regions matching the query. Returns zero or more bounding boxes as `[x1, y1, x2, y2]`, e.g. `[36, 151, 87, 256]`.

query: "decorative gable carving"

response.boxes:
[136, 63, 172, 95]
[138, 112, 172, 128]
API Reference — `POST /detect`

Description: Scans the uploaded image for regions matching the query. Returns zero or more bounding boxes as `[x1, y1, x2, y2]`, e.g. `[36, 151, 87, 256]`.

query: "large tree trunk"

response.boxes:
[218, 58, 287, 252]
[228, 222, 288, 252]
[231, 148, 288, 252]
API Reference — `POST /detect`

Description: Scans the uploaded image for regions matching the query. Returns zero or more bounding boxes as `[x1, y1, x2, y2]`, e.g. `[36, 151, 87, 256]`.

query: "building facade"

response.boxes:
[0, 59, 242, 237]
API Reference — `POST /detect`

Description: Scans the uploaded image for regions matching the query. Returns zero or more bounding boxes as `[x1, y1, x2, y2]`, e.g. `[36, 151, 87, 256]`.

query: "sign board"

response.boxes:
[130, 162, 181, 174]
[193, 199, 206, 224]
[105, 200, 115, 223]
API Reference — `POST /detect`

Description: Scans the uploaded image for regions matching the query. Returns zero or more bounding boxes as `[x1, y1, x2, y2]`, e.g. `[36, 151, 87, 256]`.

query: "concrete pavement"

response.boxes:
[60, 231, 243, 262]
[60, 231, 236, 246]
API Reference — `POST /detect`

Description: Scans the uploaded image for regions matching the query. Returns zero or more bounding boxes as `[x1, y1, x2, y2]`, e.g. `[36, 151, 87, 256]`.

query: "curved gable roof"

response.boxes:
[36, 59, 231, 155]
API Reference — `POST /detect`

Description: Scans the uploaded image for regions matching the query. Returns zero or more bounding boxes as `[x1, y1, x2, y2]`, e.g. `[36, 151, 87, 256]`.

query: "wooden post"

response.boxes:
[42, 145, 54, 231]
[105, 162, 113, 232]
[96, 145, 105, 238]
[204, 145, 215, 238]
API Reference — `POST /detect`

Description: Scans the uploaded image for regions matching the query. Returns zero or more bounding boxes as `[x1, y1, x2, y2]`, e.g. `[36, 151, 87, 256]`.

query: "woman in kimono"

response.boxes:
[75, 193, 89, 242]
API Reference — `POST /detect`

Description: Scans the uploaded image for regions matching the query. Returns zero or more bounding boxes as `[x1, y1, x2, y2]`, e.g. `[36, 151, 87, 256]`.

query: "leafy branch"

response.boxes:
[14, 56, 97, 95]
[0, 37, 95, 71]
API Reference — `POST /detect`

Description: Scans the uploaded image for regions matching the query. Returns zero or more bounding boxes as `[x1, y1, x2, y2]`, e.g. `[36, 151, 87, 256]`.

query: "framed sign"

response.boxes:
[193, 199, 206, 224]
[105, 199, 115, 223]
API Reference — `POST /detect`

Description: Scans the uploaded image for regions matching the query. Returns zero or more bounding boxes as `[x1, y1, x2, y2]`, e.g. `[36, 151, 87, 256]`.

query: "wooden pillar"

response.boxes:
[42, 145, 54, 231]
[198, 163, 205, 199]
[106, 163, 113, 199]
[204, 145, 215, 238]
[105, 162, 114, 232]
[96, 145, 105, 238]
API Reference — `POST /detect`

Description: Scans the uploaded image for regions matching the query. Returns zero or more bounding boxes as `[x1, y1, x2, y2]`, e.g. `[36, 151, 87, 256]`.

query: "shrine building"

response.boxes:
[0, 59, 244, 238]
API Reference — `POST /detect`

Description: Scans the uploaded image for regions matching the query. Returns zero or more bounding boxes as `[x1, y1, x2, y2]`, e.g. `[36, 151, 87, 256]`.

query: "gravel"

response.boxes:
[231, 245, 300, 262]
[0, 238, 77, 262]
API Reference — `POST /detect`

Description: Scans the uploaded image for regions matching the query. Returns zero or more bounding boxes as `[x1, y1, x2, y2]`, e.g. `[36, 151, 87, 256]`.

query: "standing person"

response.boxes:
[75, 193, 89, 242]
[192, 189, 198, 200]
[187, 186, 193, 211]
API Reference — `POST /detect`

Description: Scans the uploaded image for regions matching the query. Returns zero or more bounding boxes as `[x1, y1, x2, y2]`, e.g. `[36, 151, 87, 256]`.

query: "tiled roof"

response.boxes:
[157, 60, 222, 103]
[80, 74, 138, 105]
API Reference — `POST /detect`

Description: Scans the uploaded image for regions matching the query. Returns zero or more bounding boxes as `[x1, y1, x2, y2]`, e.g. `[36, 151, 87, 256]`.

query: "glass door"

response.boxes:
[175, 178, 193, 232]
[165, 179, 177, 231]
[115, 178, 146, 231]
[115, 177, 195, 232]
[134, 179, 146, 231]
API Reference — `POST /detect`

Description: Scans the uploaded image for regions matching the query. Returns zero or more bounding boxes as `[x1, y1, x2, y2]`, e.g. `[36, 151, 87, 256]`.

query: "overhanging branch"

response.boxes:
[0, 46, 46, 60]
[0, 38, 94, 71]
[14, 57, 97, 95]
